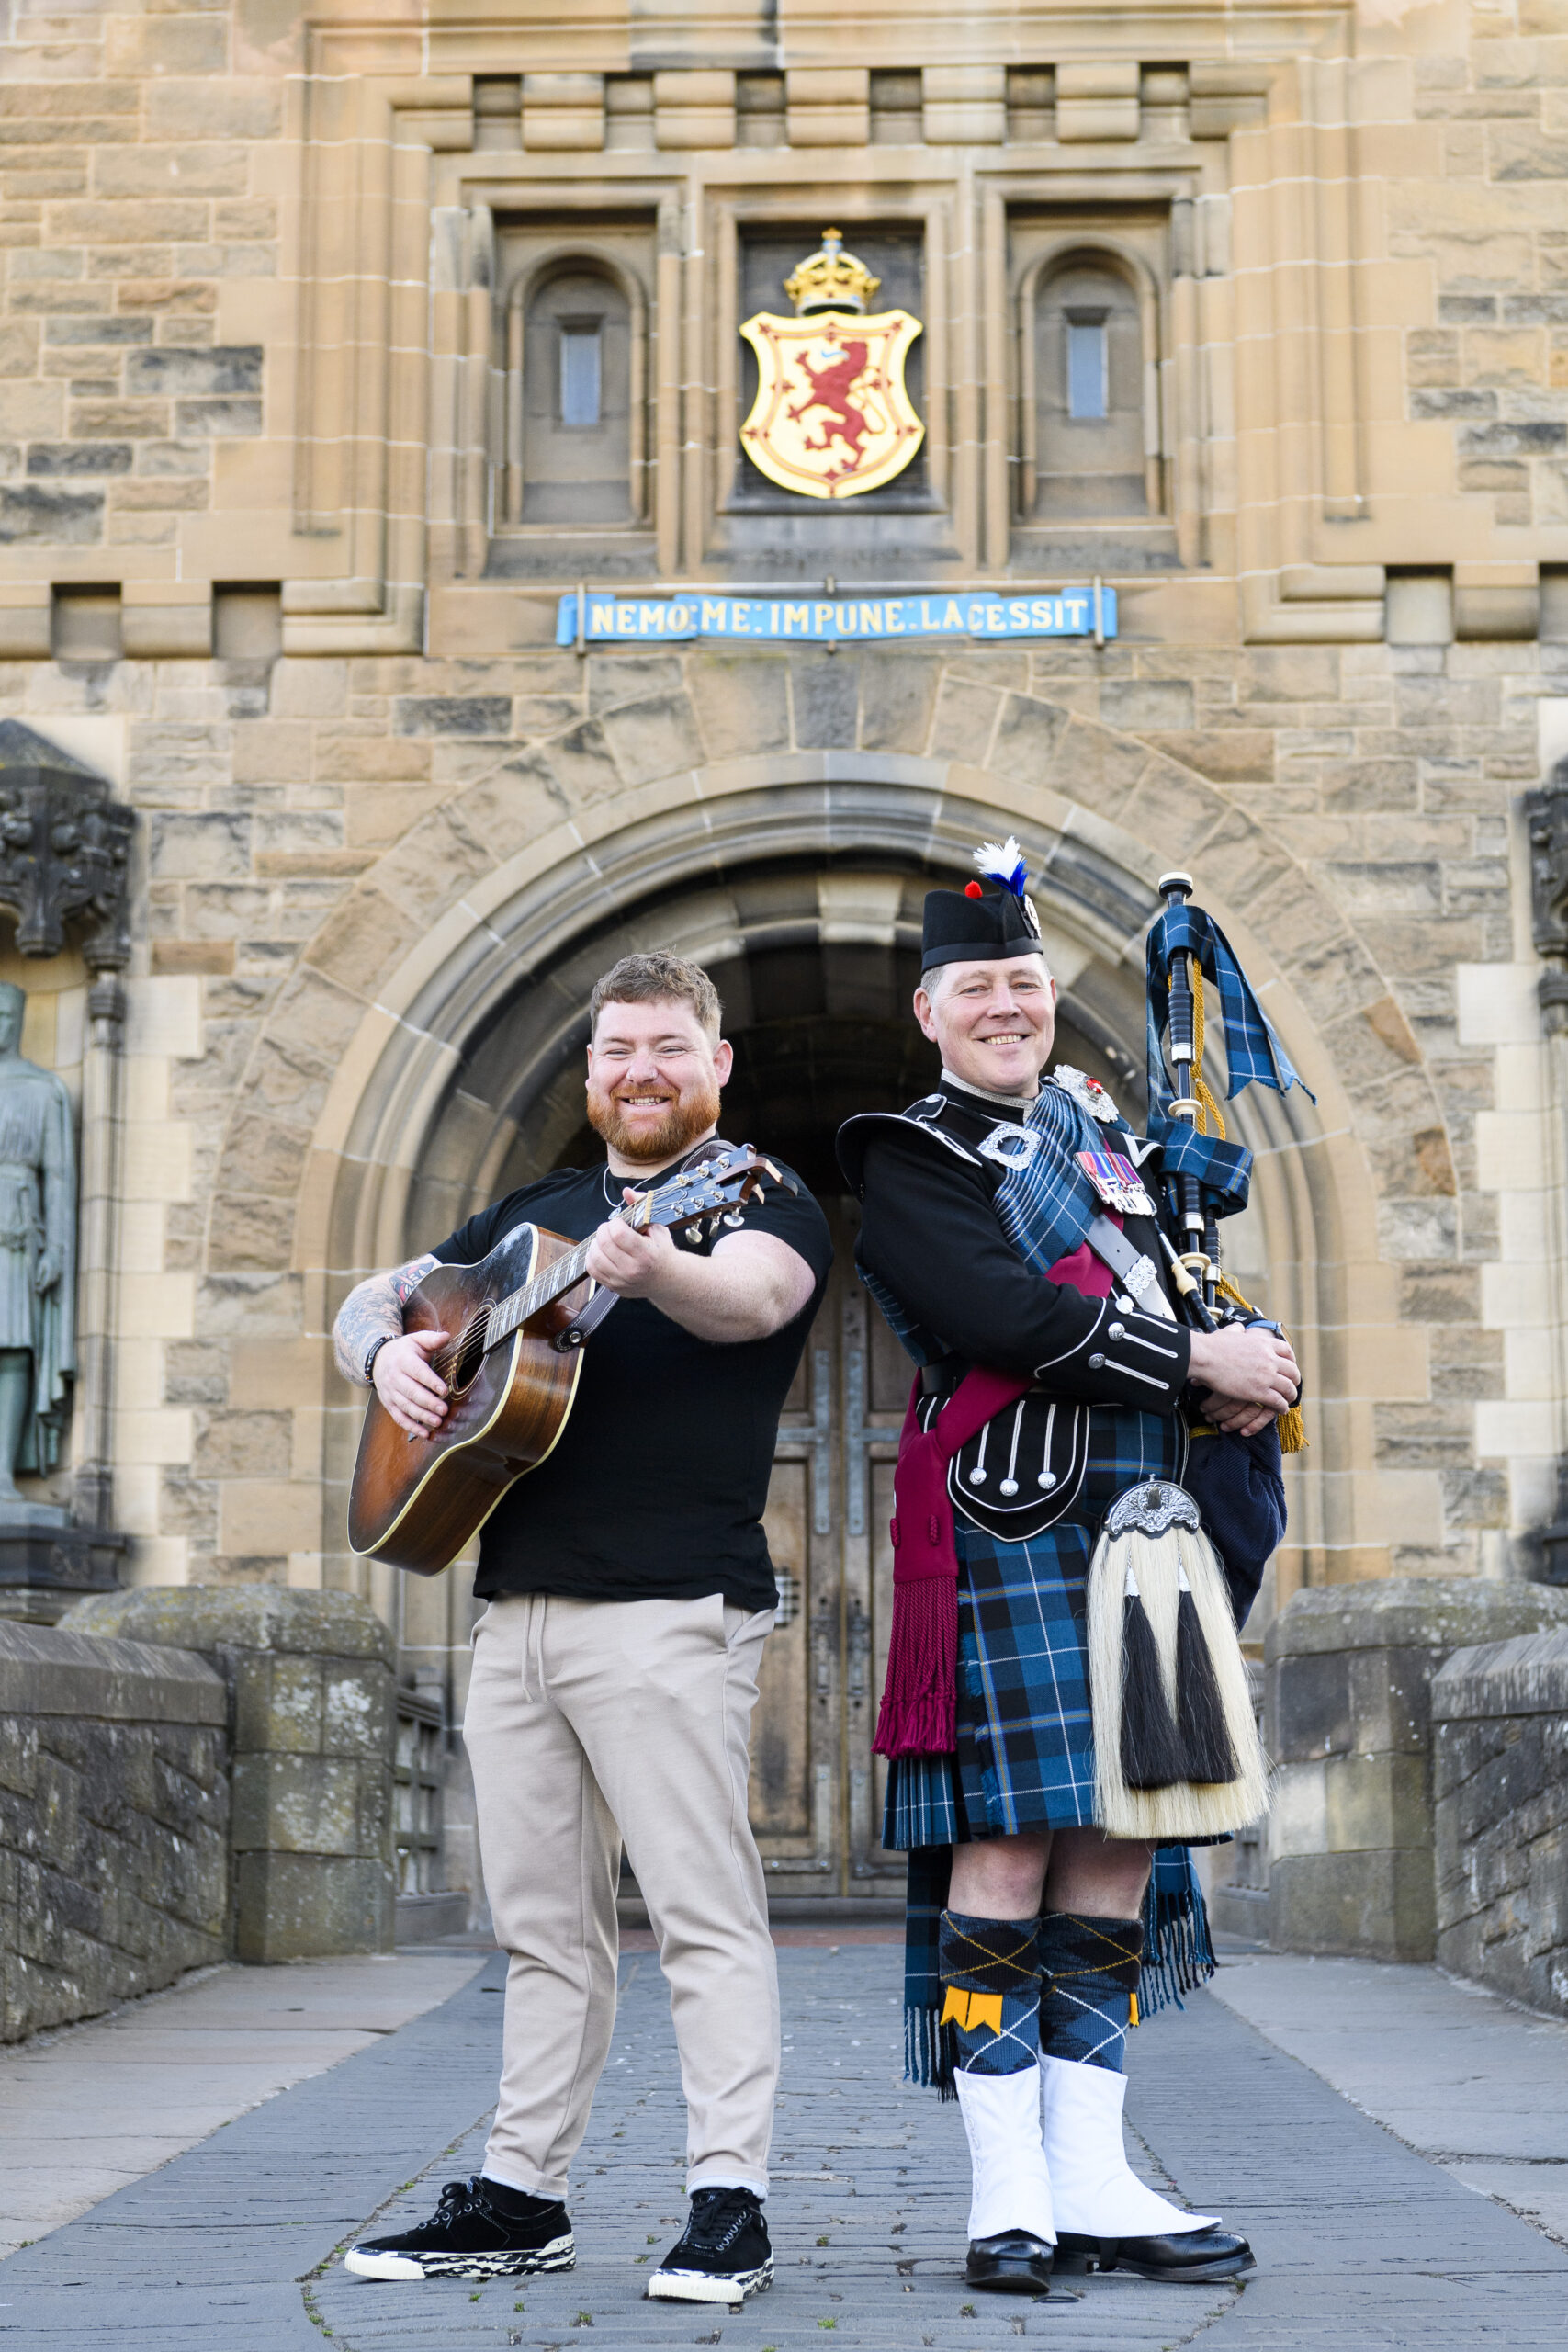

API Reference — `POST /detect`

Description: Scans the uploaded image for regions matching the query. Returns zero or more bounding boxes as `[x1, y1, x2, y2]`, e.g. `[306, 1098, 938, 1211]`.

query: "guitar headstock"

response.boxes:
[626, 1143, 795, 1240]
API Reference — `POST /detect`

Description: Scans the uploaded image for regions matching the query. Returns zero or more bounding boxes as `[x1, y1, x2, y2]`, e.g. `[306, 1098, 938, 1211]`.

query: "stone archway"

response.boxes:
[198, 713, 1423, 1901]
[241, 748, 1385, 1611]
[263, 755, 1373, 1899]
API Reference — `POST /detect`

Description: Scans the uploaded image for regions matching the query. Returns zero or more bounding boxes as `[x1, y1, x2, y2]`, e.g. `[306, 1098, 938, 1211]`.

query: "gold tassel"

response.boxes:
[1213, 1273, 1307, 1453]
[1129, 1990, 1139, 2029]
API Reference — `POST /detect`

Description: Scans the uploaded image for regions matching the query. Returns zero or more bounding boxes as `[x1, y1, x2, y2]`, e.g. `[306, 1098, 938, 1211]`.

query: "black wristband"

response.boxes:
[363, 1333, 394, 1384]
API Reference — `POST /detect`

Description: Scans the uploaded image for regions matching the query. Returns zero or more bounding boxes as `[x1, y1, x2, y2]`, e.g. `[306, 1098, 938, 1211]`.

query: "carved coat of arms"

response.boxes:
[739, 230, 925, 501]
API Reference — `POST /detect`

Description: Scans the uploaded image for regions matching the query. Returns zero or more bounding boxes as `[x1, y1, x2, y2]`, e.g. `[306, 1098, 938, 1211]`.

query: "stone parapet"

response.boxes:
[64, 1588, 395, 1965]
[1433, 1628, 1568, 2018]
[1265, 1580, 1568, 1962]
[0, 1622, 228, 2041]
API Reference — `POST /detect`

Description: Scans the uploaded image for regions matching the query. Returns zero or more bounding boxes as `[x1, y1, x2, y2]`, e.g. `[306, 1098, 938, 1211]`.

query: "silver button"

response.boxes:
[1088, 1351, 1104, 1370]
[1116, 1294, 1135, 1313]
[999, 1478, 1019, 1497]
[1108, 1322, 1124, 1340]
[1037, 1471, 1057, 1489]
[968, 1467, 987, 1486]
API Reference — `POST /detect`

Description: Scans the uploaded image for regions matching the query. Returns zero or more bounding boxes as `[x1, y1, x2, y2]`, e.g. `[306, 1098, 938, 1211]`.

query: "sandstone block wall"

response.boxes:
[1434, 1626, 1568, 2018]
[0, 1619, 228, 2041]
[64, 1584, 397, 1963]
[1265, 1577, 1568, 1961]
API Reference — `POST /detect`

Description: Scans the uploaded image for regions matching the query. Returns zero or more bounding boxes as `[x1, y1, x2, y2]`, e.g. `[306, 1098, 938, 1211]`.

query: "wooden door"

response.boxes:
[750, 1203, 908, 1898]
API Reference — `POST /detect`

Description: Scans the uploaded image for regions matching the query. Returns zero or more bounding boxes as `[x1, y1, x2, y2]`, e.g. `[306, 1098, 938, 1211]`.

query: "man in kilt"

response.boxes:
[837, 857, 1298, 2297]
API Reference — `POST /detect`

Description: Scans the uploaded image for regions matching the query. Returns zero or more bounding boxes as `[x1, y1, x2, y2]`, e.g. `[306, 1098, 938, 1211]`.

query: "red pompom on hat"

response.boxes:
[964, 879, 984, 899]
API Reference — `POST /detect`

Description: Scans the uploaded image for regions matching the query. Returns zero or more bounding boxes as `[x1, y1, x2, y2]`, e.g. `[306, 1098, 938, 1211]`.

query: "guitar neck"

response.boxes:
[478, 1148, 766, 1350]
[490, 1230, 599, 1345]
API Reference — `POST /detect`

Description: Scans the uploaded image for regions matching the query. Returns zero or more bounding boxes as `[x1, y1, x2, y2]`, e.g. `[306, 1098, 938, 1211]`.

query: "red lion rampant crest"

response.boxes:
[786, 339, 874, 472]
[739, 302, 924, 500]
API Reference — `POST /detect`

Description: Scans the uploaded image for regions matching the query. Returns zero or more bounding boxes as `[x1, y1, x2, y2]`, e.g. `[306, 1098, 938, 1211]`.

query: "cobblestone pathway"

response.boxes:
[3, 1945, 1565, 2352]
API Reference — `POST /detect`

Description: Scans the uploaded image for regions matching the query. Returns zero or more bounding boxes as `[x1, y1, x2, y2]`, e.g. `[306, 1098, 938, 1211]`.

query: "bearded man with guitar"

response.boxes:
[336, 952, 831, 2304]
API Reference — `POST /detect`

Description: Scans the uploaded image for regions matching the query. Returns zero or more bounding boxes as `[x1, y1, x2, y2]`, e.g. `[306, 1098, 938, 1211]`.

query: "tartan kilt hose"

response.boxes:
[885, 1402, 1188, 1849]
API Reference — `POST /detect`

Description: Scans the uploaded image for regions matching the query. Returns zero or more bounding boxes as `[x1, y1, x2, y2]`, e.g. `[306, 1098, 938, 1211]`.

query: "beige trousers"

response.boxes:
[462, 1589, 780, 2201]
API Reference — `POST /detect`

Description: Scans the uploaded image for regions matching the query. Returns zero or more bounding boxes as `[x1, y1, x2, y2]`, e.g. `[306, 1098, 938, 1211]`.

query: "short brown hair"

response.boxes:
[589, 950, 723, 1041]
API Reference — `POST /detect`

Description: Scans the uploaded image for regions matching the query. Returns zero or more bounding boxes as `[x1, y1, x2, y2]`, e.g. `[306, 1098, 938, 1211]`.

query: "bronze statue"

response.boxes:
[0, 981, 74, 1509]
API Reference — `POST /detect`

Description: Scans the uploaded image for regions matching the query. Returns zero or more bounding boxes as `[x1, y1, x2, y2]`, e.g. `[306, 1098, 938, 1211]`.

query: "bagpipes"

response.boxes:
[1089, 870, 1313, 1840]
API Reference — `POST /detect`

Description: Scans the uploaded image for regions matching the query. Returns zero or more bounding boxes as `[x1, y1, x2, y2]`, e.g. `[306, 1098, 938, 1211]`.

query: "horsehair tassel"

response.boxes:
[1175, 1565, 1239, 1785]
[1089, 1521, 1272, 1840]
[1118, 1564, 1185, 1792]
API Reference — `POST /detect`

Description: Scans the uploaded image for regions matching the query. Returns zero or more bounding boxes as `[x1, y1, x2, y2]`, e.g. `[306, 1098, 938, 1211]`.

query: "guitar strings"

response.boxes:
[425, 1209, 621, 1386]
[417, 1162, 758, 1389]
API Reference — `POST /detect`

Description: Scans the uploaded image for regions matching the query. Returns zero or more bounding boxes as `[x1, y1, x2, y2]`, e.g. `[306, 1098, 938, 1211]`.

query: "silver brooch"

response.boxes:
[977, 1121, 1041, 1169]
[1053, 1065, 1122, 1125]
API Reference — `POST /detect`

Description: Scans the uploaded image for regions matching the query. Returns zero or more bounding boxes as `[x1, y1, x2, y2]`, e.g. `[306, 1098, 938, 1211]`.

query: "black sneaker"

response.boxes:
[345, 2176, 575, 2281]
[645, 2187, 773, 2304]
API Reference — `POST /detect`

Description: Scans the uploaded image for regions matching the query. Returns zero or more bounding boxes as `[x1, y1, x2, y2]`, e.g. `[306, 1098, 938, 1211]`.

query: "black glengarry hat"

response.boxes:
[922, 836, 1044, 969]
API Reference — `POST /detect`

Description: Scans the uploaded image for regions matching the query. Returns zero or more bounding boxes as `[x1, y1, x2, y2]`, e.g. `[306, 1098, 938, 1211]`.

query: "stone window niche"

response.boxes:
[1020, 249, 1156, 520]
[492, 227, 654, 539]
[1007, 212, 1178, 570]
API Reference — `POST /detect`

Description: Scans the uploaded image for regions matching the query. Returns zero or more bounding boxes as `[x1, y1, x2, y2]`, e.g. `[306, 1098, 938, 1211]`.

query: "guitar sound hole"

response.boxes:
[448, 1307, 491, 1396]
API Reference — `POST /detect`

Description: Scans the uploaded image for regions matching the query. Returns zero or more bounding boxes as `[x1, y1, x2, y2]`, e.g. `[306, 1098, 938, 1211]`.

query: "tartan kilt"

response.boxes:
[884, 1403, 1187, 1848]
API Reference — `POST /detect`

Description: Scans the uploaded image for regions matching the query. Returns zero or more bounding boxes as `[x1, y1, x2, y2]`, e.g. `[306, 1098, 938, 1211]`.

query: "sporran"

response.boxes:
[1086, 1479, 1271, 1840]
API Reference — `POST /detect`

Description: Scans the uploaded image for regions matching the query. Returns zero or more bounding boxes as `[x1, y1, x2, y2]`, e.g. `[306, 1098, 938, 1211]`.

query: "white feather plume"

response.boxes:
[973, 836, 1028, 896]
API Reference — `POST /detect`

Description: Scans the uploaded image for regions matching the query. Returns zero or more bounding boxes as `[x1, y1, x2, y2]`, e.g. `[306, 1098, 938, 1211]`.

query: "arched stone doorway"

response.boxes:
[378, 856, 1168, 1900]
[297, 763, 1352, 1901]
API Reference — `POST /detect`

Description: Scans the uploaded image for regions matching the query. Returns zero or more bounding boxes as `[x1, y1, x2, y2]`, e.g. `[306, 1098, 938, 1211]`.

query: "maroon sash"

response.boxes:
[873, 1367, 1032, 1759]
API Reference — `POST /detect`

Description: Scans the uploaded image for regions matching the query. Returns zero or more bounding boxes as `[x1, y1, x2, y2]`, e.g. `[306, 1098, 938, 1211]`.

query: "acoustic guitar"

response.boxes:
[347, 1143, 786, 1576]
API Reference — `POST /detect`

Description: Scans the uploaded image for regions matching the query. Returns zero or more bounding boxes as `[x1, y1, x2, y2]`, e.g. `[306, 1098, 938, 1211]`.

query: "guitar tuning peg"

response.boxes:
[682, 1224, 704, 1248]
[723, 1210, 744, 1228]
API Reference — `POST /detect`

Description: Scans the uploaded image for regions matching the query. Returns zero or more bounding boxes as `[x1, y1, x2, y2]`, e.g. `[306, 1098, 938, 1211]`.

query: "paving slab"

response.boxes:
[0, 1950, 484, 2257]
[1207, 1951, 1568, 2250]
[4, 1940, 1566, 2352]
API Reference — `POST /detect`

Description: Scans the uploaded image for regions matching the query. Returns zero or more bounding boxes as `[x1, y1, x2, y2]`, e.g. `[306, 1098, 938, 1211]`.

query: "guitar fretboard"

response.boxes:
[427, 1148, 768, 1385]
[488, 1227, 601, 1346]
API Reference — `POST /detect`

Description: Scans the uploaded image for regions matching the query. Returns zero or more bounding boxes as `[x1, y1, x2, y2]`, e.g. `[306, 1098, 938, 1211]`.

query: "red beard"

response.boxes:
[585, 1075, 722, 1165]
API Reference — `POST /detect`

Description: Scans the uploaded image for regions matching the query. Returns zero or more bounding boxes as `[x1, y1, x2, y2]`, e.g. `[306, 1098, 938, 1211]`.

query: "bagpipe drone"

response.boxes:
[1088, 868, 1314, 1840]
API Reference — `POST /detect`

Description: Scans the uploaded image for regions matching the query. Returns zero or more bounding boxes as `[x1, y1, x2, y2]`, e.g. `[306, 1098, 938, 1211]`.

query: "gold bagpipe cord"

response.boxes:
[1186, 958, 1306, 1454]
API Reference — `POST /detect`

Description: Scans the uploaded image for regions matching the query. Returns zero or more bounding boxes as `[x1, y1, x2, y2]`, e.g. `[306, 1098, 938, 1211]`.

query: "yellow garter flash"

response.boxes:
[940, 1987, 1005, 2035]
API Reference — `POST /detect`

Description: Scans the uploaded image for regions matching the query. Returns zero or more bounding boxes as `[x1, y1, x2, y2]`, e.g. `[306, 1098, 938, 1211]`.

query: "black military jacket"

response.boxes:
[838, 1075, 1191, 1543]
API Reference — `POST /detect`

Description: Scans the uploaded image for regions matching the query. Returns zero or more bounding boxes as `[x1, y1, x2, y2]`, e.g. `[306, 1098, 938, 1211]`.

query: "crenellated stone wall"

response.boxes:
[1265, 1577, 1568, 1962]
[1434, 1626, 1568, 2018]
[2, 1587, 399, 2040]
[64, 1585, 397, 1964]
[0, 1619, 228, 2040]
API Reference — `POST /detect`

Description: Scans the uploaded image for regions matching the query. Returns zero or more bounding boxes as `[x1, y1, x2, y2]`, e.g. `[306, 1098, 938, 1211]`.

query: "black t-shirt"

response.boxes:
[430, 1151, 832, 1610]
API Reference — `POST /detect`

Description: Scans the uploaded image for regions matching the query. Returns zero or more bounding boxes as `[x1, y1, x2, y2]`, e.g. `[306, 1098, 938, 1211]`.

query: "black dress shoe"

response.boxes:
[964, 2232, 1054, 2294]
[1055, 2225, 1254, 2283]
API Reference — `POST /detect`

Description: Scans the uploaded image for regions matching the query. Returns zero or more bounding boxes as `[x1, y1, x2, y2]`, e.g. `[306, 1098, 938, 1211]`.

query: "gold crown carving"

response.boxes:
[784, 229, 881, 317]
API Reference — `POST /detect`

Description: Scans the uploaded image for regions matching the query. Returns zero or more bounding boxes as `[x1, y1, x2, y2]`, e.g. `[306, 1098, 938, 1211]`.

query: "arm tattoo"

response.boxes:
[333, 1253, 439, 1384]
